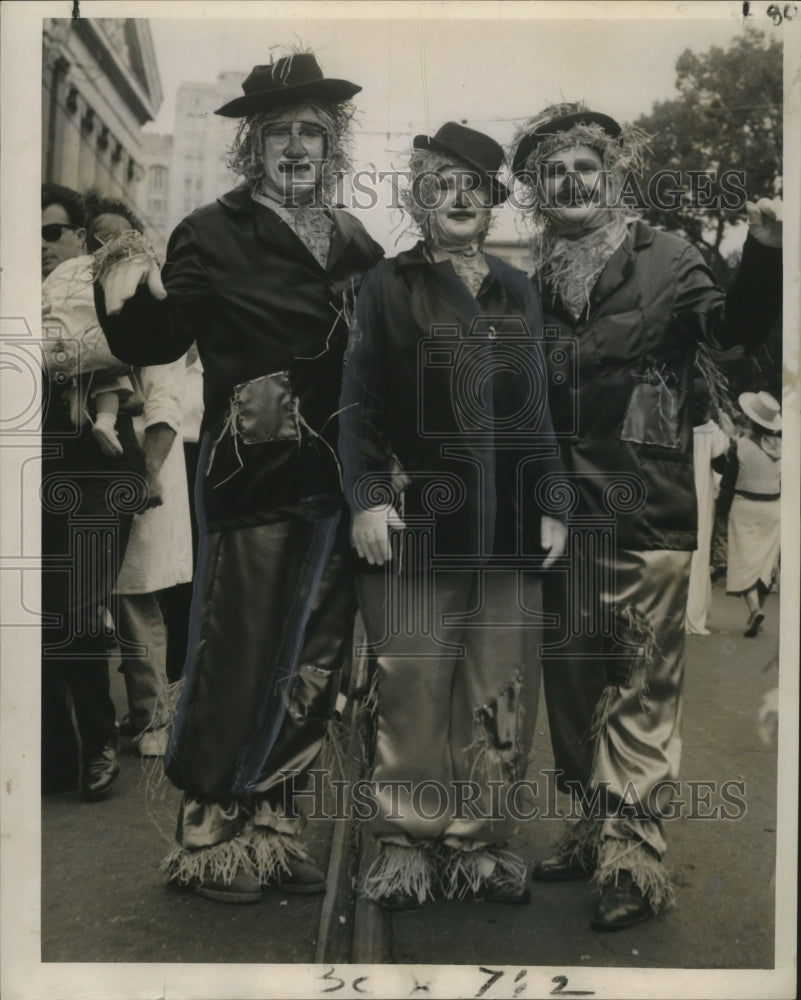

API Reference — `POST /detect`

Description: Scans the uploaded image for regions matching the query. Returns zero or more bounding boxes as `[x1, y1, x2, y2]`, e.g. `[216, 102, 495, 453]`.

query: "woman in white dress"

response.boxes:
[725, 391, 781, 636]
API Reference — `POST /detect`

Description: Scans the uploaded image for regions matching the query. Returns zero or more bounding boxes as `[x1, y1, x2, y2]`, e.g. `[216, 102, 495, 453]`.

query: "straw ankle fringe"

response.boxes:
[441, 846, 528, 900]
[593, 838, 675, 914]
[161, 826, 309, 887]
[362, 844, 436, 904]
[140, 679, 185, 804]
[554, 817, 602, 872]
[246, 826, 310, 885]
[161, 830, 255, 887]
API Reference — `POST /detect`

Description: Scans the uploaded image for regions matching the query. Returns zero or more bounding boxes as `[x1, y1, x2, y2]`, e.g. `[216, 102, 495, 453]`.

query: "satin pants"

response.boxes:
[358, 567, 543, 849]
[542, 548, 691, 855]
[166, 512, 356, 849]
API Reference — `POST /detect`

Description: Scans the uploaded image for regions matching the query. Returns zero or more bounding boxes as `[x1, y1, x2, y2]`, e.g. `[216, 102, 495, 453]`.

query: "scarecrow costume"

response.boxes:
[97, 53, 383, 901]
[339, 124, 564, 909]
[511, 104, 782, 929]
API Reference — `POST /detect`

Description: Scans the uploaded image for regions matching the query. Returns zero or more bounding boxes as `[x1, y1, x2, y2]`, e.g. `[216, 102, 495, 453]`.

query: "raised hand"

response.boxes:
[101, 258, 167, 315]
[745, 197, 782, 249]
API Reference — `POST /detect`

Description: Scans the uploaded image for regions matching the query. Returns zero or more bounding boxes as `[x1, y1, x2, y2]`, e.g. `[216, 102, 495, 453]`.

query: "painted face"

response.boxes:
[539, 143, 608, 230]
[42, 203, 85, 278]
[260, 103, 329, 203]
[431, 165, 492, 248]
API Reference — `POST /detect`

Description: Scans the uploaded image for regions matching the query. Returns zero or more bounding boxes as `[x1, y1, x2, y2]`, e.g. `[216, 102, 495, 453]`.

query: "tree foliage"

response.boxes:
[636, 28, 782, 281]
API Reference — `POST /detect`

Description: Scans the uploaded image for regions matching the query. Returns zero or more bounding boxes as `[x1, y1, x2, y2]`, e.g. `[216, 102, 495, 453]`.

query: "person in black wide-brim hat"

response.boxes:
[509, 102, 783, 932]
[214, 52, 362, 117]
[338, 122, 566, 911]
[94, 50, 384, 904]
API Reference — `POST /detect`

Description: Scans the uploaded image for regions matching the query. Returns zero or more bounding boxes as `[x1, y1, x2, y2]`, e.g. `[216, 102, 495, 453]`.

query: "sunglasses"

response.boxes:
[42, 223, 78, 243]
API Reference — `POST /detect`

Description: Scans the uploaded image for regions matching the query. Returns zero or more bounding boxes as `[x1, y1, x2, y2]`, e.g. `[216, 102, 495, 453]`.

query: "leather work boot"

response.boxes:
[531, 854, 591, 882]
[196, 867, 263, 904]
[80, 734, 121, 800]
[591, 870, 651, 931]
[275, 857, 326, 895]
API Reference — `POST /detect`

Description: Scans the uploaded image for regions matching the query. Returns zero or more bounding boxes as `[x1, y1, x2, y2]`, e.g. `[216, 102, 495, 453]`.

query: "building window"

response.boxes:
[149, 165, 167, 192]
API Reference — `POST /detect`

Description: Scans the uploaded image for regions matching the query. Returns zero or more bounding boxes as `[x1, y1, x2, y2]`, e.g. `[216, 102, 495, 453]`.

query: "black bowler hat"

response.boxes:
[215, 53, 361, 117]
[414, 122, 509, 205]
[512, 110, 622, 175]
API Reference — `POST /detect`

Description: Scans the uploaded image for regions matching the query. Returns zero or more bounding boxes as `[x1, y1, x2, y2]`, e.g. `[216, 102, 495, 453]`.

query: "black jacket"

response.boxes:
[340, 243, 563, 561]
[539, 221, 781, 551]
[96, 185, 384, 528]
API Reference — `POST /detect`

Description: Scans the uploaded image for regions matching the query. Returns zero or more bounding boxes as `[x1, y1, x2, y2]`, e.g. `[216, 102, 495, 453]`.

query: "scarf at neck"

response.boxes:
[251, 190, 332, 269]
[540, 214, 628, 320]
[427, 241, 489, 299]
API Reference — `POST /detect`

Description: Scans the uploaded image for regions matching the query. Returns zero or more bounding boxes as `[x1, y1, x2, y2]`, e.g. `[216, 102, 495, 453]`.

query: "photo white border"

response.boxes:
[1, 2, 797, 998]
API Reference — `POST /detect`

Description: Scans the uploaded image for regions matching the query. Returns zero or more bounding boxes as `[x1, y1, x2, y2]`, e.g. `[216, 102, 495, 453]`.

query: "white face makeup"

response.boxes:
[431, 165, 492, 247]
[539, 142, 609, 230]
[260, 103, 329, 203]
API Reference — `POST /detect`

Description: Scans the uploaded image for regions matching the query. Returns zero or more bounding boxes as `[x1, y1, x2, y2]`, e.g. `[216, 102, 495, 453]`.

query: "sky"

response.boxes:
[140, 7, 771, 250]
[145, 12, 753, 136]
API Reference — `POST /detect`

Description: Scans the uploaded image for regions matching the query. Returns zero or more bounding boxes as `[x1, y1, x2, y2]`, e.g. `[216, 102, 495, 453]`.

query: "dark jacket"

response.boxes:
[96, 185, 384, 529]
[539, 221, 782, 551]
[339, 242, 563, 561]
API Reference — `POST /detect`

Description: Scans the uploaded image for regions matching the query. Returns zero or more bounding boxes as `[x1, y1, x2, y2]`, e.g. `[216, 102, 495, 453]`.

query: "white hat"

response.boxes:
[738, 391, 781, 431]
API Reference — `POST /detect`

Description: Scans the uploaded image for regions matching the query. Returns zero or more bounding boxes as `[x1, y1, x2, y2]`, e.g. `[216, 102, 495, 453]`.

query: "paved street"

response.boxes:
[41, 581, 781, 971]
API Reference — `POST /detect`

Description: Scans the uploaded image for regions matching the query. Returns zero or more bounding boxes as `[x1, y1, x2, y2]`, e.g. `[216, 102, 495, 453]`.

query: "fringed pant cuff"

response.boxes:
[593, 837, 675, 914]
[440, 846, 528, 900]
[161, 824, 309, 888]
[554, 816, 603, 872]
[362, 844, 437, 905]
[161, 827, 256, 887]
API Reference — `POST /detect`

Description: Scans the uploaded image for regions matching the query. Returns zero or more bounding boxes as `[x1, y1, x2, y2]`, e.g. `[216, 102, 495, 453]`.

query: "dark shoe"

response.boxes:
[744, 610, 765, 637]
[196, 867, 262, 904]
[531, 854, 591, 882]
[275, 857, 326, 895]
[376, 891, 421, 911]
[591, 871, 651, 931]
[80, 739, 120, 800]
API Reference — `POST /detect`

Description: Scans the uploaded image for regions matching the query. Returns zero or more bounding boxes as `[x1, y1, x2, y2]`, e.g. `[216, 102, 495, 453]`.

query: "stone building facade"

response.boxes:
[42, 18, 162, 216]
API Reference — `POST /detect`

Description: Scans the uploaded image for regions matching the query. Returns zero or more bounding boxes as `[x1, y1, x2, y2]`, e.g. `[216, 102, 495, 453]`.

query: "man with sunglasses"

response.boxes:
[42, 186, 86, 279]
[95, 52, 383, 903]
[40, 183, 146, 798]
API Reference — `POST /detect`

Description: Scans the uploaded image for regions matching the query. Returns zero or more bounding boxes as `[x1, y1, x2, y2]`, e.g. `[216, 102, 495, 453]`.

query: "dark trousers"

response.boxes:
[167, 510, 356, 848]
[40, 404, 144, 789]
[162, 440, 200, 683]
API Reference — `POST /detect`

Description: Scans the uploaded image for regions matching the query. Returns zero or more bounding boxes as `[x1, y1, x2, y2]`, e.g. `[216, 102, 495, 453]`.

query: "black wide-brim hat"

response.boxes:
[215, 53, 361, 117]
[414, 122, 509, 205]
[512, 110, 622, 175]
